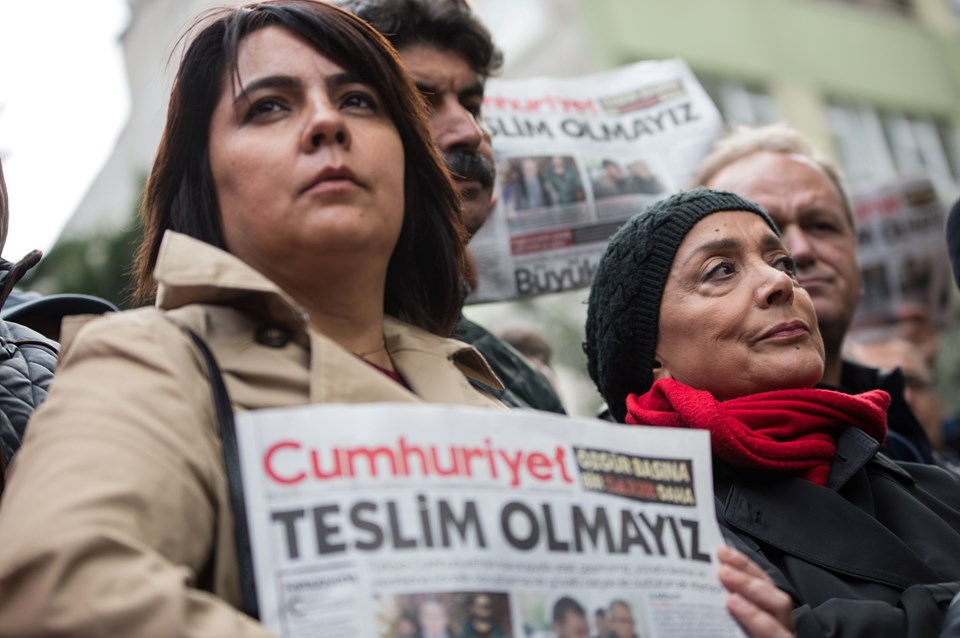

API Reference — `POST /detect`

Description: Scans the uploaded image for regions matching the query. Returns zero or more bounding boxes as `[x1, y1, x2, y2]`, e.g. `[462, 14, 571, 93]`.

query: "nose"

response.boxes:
[756, 265, 796, 308]
[433, 97, 483, 153]
[302, 99, 349, 152]
[780, 225, 814, 268]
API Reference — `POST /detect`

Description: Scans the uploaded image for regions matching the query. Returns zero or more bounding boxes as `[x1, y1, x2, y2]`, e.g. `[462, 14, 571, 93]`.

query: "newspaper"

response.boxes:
[850, 176, 953, 331]
[234, 403, 745, 638]
[468, 59, 724, 303]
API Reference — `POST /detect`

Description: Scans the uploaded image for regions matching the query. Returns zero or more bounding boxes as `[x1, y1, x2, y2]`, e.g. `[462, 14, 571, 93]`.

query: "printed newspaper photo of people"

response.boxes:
[2, 0, 960, 637]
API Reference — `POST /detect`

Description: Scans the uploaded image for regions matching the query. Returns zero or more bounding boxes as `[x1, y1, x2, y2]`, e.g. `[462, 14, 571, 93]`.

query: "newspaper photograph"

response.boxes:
[234, 404, 746, 638]
[850, 176, 953, 331]
[469, 59, 724, 303]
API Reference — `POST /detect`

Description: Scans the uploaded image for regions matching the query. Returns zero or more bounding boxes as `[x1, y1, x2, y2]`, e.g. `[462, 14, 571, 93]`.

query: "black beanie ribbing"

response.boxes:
[584, 187, 778, 422]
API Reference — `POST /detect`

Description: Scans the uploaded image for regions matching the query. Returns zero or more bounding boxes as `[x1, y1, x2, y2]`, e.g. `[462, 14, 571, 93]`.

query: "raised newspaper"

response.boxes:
[469, 58, 724, 303]
[850, 176, 953, 331]
[235, 403, 745, 638]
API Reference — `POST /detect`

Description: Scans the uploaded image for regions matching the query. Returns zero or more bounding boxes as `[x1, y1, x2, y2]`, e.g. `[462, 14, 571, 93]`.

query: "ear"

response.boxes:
[651, 355, 673, 382]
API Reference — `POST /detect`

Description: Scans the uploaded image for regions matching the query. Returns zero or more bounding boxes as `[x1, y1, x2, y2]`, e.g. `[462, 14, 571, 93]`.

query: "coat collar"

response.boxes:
[717, 429, 936, 589]
[153, 231, 503, 395]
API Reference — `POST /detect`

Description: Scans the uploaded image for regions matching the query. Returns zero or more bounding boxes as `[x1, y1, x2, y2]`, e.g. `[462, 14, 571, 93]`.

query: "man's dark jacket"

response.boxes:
[455, 316, 565, 413]
[719, 427, 960, 638]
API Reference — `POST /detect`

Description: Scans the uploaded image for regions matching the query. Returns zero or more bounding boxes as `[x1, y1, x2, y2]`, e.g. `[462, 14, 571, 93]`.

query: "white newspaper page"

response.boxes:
[851, 177, 953, 331]
[235, 404, 745, 638]
[469, 59, 724, 303]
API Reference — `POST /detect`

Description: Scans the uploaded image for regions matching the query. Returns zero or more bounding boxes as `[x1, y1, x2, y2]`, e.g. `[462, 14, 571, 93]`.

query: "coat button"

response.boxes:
[255, 326, 290, 348]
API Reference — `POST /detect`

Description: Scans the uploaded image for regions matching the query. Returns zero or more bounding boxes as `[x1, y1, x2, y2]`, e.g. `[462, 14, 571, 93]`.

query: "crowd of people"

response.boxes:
[0, 0, 958, 637]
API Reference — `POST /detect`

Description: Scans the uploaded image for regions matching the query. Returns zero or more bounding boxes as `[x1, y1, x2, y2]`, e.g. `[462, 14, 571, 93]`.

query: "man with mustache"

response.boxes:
[694, 123, 933, 462]
[342, 0, 565, 413]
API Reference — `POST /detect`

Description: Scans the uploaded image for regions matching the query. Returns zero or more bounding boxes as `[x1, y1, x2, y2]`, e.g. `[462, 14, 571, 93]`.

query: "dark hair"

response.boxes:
[552, 596, 586, 624]
[135, 0, 467, 335]
[338, 0, 502, 77]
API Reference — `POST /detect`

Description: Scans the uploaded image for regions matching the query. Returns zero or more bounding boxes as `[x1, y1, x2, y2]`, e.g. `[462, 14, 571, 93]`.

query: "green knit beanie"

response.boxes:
[584, 187, 778, 422]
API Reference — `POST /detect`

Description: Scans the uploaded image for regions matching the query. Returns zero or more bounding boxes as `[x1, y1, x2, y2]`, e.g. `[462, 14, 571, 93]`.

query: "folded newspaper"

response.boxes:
[235, 404, 746, 638]
[468, 58, 724, 303]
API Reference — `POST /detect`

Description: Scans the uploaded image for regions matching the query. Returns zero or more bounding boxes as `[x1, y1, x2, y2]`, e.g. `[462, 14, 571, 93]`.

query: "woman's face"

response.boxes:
[654, 211, 825, 400]
[208, 26, 404, 286]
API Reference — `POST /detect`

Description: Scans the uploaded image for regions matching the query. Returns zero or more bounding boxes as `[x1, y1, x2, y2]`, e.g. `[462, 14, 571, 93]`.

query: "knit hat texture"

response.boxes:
[585, 187, 778, 422]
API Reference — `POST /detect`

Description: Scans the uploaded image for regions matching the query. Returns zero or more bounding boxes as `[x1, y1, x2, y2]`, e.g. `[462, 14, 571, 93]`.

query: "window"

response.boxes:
[699, 78, 781, 130]
[826, 101, 959, 193]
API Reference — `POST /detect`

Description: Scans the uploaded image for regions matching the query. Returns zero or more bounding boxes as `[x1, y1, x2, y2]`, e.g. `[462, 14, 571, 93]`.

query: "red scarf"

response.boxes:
[625, 379, 890, 486]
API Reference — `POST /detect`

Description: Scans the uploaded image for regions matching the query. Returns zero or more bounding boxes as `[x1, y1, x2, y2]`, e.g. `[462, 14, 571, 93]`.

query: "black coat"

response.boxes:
[718, 428, 960, 637]
[455, 316, 565, 414]
[0, 257, 58, 471]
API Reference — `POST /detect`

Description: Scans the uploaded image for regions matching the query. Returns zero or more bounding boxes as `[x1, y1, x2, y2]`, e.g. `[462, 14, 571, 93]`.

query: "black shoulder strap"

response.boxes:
[184, 328, 260, 621]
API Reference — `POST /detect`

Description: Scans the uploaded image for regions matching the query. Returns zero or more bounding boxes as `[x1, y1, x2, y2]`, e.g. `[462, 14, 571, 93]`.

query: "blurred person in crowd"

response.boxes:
[0, 159, 116, 485]
[846, 332, 947, 455]
[552, 596, 590, 638]
[461, 593, 506, 638]
[592, 608, 608, 638]
[418, 599, 456, 638]
[498, 324, 563, 404]
[694, 123, 934, 464]
[586, 188, 960, 637]
[544, 156, 585, 205]
[342, 0, 565, 414]
[0, 3, 507, 635]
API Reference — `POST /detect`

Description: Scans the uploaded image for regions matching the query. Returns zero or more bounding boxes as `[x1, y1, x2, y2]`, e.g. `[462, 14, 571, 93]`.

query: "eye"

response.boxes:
[463, 98, 483, 120]
[245, 97, 287, 121]
[703, 260, 737, 282]
[773, 254, 797, 277]
[341, 90, 379, 112]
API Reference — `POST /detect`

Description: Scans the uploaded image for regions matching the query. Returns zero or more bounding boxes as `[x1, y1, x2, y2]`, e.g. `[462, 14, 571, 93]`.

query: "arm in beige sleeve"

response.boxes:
[0, 312, 276, 638]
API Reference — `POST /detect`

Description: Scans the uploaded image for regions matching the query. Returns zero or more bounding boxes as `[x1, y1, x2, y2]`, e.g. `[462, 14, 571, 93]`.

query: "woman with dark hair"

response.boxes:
[586, 188, 960, 637]
[0, 2, 502, 635]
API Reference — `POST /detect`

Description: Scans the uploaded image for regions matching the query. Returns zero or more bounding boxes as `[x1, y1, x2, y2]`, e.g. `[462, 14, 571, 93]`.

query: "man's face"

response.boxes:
[705, 151, 861, 355]
[399, 43, 496, 237]
[554, 611, 590, 638]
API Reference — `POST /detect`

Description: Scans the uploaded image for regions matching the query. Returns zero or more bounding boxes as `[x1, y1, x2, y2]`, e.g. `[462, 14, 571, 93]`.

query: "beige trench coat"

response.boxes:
[0, 232, 504, 637]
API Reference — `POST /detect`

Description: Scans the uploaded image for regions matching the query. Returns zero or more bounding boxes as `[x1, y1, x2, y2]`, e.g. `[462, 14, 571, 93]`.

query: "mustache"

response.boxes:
[444, 149, 496, 189]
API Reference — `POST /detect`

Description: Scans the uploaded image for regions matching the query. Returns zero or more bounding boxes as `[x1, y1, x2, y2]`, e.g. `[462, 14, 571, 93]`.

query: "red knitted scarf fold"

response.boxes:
[624, 379, 891, 486]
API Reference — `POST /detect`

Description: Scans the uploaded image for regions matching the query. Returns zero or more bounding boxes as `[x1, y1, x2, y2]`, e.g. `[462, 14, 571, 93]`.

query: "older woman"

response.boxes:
[586, 188, 960, 637]
[0, 2, 505, 635]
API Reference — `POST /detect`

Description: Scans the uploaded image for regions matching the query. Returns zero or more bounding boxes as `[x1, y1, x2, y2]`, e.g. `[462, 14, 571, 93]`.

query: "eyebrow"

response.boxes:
[232, 71, 367, 106]
[679, 232, 784, 268]
[413, 80, 484, 101]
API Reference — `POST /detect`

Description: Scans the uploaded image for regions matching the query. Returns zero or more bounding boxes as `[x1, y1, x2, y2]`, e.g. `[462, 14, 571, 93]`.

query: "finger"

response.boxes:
[717, 545, 774, 583]
[719, 564, 795, 630]
[727, 592, 796, 638]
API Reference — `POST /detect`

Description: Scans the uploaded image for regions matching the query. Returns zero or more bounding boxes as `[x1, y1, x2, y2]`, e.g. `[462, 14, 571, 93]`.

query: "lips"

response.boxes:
[756, 320, 810, 343]
[302, 166, 360, 194]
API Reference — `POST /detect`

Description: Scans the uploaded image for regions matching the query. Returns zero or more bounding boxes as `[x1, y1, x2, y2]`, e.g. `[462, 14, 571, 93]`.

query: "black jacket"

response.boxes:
[0, 256, 58, 469]
[455, 316, 565, 414]
[718, 428, 960, 637]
